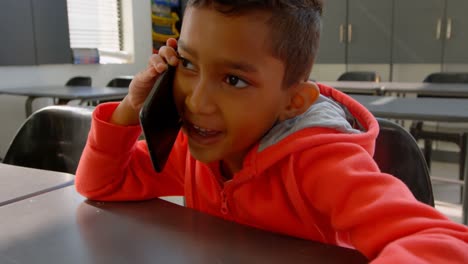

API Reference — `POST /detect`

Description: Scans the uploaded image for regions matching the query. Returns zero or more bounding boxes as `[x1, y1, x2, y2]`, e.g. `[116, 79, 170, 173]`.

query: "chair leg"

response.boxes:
[459, 134, 467, 203]
[424, 139, 433, 170]
[460, 134, 467, 181]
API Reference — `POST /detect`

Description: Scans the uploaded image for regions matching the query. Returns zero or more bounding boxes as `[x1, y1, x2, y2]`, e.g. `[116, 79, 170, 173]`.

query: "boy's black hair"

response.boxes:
[186, 0, 323, 88]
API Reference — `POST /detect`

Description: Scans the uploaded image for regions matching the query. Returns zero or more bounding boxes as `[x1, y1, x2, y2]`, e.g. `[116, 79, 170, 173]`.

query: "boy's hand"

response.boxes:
[110, 38, 179, 126]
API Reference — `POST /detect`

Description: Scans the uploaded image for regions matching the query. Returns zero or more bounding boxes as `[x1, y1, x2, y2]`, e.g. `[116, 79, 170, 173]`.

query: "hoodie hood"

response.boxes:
[243, 83, 379, 174]
[259, 93, 362, 151]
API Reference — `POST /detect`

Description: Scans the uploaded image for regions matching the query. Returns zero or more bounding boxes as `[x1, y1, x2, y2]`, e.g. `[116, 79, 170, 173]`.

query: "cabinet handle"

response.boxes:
[436, 18, 442, 40]
[348, 24, 352, 43]
[339, 24, 344, 43]
[446, 18, 452, 40]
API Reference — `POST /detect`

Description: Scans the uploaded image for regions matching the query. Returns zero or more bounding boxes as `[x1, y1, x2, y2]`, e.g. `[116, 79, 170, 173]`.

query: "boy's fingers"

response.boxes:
[134, 67, 157, 83]
[158, 46, 179, 66]
[155, 63, 168, 73]
[148, 54, 168, 74]
[166, 38, 178, 49]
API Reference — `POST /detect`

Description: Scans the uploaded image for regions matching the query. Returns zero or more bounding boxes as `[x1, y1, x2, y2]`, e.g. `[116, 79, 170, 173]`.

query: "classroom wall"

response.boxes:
[0, 0, 152, 158]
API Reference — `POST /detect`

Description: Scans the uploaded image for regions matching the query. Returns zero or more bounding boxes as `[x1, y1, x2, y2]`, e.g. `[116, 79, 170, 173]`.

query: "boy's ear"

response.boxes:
[279, 81, 320, 121]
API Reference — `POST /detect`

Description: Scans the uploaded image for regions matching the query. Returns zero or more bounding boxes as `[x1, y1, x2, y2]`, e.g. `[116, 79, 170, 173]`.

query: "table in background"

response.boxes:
[0, 86, 128, 117]
[351, 95, 468, 225]
[0, 163, 74, 206]
[0, 186, 367, 264]
[320, 81, 468, 98]
[380, 82, 468, 97]
[319, 81, 383, 95]
[352, 95, 468, 122]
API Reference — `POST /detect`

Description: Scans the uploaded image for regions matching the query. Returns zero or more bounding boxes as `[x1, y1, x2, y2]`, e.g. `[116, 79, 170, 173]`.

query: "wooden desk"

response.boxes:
[351, 95, 468, 224]
[0, 85, 128, 116]
[0, 163, 74, 206]
[0, 186, 367, 264]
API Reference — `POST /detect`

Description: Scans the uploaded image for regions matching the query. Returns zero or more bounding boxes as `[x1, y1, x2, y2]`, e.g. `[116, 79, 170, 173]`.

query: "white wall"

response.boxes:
[0, 0, 152, 158]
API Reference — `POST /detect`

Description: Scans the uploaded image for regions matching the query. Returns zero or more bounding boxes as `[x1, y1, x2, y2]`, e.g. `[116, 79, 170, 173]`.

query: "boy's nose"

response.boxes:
[185, 80, 217, 115]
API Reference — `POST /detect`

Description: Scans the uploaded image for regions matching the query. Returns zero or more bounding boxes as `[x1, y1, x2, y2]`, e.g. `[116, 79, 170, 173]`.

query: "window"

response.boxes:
[67, 0, 128, 63]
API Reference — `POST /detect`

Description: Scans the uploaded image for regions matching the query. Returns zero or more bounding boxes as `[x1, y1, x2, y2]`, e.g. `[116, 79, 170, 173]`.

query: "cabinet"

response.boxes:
[316, 0, 393, 64]
[392, 0, 445, 63]
[0, 0, 36, 66]
[443, 0, 468, 64]
[315, 0, 346, 63]
[392, 0, 468, 65]
[0, 0, 71, 66]
[32, 0, 72, 65]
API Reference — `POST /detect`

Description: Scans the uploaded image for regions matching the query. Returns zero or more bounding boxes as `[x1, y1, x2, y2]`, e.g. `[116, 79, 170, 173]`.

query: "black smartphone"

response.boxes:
[139, 65, 181, 172]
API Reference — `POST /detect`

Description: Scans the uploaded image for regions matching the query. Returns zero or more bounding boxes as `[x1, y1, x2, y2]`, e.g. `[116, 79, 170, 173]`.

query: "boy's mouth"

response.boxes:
[184, 121, 223, 146]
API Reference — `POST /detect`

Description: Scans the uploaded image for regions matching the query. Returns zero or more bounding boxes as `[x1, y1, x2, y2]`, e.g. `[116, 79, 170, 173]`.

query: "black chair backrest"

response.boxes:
[424, 72, 468, 84]
[66, 76, 92, 86]
[422, 72, 468, 99]
[106, 77, 132, 88]
[3, 106, 93, 174]
[374, 118, 435, 206]
[337, 71, 380, 82]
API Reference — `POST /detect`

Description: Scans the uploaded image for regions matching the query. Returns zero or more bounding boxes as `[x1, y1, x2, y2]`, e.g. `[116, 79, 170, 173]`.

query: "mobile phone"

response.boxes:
[139, 65, 181, 172]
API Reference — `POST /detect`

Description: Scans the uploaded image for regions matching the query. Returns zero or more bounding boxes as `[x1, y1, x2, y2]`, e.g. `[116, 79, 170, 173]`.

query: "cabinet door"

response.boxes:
[31, 0, 72, 64]
[347, 0, 392, 64]
[315, 0, 347, 63]
[443, 0, 468, 63]
[0, 0, 36, 65]
[392, 0, 445, 63]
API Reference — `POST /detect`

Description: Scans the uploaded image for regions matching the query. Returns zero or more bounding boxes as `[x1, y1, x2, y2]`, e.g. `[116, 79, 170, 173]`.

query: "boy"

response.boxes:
[76, 0, 468, 262]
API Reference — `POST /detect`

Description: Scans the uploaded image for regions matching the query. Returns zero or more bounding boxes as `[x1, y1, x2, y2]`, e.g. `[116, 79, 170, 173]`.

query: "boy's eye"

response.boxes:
[179, 57, 195, 70]
[225, 75, 249, 88]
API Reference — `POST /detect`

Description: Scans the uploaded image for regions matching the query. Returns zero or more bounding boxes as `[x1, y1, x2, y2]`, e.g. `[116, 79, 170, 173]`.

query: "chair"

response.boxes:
[96, 76, 133, 104]
[106, 76, 132, 88]
[410, 72, 468, 182]
[51, 76, 94, 105]
[374, 118, 435, 206]
[337, 71, 381, 95]
[423, 72, 468, 86]
[3, 105, 93, 174]
[337, 71, 381, 82]
[65, 76, 92, 86]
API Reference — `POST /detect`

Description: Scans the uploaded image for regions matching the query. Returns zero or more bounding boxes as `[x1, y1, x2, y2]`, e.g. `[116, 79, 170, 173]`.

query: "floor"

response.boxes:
[431, 161, 464, 224]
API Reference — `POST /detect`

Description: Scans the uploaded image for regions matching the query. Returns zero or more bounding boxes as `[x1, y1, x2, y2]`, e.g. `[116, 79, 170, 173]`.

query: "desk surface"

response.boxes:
[0, 163, 74, 206]
[380, 82, 468, 97]
[0, 186, 367, 264]
[320, 81, 382, 94]
[320, 81, 468, 97]
[0, 86, 128, 100]
[351, 95, 468, 122]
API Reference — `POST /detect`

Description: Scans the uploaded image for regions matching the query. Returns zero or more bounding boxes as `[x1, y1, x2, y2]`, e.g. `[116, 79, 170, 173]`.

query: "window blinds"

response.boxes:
[67, 0, 121, 52]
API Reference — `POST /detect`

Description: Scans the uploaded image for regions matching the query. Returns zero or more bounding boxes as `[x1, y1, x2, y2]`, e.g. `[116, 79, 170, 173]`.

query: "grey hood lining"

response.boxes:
[258, 95, 363, 152]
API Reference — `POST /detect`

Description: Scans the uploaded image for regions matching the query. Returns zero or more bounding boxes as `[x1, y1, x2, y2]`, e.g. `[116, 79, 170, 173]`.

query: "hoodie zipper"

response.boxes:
[207, 163, 255, 217]
[220, 189, 229, 215]
[206, 166, 231, 216]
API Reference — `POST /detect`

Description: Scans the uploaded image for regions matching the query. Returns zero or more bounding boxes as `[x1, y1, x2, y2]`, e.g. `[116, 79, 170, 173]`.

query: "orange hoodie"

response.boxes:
[76, 84, 468, 263]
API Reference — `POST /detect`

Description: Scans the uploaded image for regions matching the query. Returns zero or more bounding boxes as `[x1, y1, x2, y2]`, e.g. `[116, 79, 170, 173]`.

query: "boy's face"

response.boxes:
[173, 6, 293, 172]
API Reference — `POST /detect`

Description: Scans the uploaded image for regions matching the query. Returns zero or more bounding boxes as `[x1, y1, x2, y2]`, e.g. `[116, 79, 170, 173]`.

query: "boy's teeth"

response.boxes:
[192, 124, 219, 136]
[194, 125, 211, 132]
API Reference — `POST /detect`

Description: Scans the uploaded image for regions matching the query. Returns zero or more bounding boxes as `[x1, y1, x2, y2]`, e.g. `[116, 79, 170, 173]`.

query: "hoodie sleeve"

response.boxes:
[75, 102, 186, 201]
[299, 142, 468, 263]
